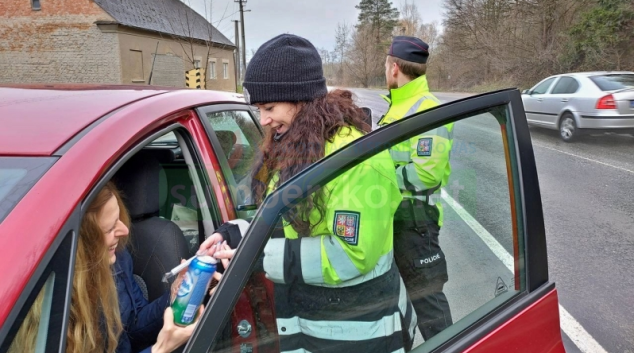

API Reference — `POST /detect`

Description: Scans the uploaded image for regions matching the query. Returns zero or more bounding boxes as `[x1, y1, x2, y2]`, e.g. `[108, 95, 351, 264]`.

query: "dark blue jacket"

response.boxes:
[114, 249, 170, 353]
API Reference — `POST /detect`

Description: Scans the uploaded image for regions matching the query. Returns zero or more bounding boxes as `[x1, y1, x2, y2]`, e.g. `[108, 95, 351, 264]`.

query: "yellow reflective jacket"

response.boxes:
[262, 126, 402, 286]
[378, 75, 454, 227]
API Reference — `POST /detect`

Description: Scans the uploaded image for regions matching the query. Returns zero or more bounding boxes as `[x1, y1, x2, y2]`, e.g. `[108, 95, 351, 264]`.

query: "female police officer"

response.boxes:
[200, 34, 416, 353]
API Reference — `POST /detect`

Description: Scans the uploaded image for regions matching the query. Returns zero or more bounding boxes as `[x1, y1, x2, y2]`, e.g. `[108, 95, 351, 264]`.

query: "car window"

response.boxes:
[551, 76, 580, 94]
[6, 273, 55, 353]
[196, 96, 529, 353]
[531, 77, 556, 94]
[201, 108, 263, 216]
[589, 74, 634, 91]
[0, 231, 74, 353]
[0, 157, 56, 222]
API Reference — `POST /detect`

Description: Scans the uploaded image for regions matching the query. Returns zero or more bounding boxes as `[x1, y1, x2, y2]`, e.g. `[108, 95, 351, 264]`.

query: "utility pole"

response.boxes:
[235, 0, 247, 80]
[233, 19, 240, 90]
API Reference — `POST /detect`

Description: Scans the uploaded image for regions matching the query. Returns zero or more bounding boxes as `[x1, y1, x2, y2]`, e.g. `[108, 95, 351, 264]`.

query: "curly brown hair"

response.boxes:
[252, 89, 370, 236]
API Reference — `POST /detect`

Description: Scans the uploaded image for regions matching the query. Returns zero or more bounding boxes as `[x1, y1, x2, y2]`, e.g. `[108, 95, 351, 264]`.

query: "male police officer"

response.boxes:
[379, 36, 454, 340]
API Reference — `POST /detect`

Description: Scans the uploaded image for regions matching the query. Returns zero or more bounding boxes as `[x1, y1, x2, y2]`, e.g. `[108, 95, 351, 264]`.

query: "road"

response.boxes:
[347, 87, 634, 353]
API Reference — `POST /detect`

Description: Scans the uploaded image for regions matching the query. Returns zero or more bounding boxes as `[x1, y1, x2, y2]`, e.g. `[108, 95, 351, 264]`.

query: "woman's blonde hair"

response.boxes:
[66, 181, 130, 353]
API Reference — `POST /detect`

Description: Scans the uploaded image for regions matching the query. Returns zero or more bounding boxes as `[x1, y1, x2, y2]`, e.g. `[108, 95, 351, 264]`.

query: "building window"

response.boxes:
[31, 0, 41, 10]
[209, 60, 217, 79]
[130, 50, 144, 83]
[223, 63, 229, 79]
[194, 58, 202, 69]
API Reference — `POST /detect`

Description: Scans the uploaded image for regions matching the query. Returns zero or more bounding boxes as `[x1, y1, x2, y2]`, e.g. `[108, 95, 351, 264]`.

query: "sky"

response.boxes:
[187, 0, 445, 58]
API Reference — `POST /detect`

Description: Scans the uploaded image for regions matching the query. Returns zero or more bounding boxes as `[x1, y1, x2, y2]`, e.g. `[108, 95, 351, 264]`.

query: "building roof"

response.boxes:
[94, 0, 234, 47]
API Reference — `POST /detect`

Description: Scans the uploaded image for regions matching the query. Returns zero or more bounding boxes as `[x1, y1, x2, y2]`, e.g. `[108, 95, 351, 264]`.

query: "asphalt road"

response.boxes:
[346, 87, 634, 353]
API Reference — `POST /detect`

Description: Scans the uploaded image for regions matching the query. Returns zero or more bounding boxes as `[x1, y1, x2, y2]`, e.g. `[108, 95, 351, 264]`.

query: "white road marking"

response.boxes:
[440, 189, 608, 353]
[534, 143, 634, 175]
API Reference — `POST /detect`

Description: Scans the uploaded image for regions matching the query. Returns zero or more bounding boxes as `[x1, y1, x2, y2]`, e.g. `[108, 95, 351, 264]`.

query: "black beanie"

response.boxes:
[243, 34, 327, 105]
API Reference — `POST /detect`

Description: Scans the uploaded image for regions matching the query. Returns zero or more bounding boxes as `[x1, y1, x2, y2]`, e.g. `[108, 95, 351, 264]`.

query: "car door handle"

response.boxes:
[537, 98, 543, 102]
[561, 98, 569, 102]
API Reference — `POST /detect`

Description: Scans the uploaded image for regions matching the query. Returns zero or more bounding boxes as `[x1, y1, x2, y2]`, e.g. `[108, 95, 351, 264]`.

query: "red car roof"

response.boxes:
[0, 84, 245, 156]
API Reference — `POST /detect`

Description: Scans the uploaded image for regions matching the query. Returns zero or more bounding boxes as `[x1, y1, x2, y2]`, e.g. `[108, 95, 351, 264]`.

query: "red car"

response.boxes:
[0, 85, 565, 353]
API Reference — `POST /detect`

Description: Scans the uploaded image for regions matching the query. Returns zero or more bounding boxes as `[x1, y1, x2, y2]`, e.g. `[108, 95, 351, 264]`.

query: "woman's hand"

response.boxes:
[213, 241, 236, 269]
[151, 306, 203, 353]
[208, 242, 234, 296]
[197, 232, 225, 256]
[169, 260, 188, 303]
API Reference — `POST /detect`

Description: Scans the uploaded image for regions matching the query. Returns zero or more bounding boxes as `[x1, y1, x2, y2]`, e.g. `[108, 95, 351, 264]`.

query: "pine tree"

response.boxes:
[355, 0, 399, 44]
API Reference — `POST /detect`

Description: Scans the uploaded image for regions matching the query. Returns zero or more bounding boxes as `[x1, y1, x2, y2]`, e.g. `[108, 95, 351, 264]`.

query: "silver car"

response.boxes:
[521, 71, 634, 141]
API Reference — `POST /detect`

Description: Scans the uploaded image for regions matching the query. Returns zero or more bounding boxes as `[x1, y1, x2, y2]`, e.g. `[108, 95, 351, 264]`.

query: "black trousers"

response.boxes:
[394, 203, 453, 340]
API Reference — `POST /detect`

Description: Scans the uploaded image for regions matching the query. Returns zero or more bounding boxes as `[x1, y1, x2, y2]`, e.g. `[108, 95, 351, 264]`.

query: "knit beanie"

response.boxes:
[242, 34, 327, 105]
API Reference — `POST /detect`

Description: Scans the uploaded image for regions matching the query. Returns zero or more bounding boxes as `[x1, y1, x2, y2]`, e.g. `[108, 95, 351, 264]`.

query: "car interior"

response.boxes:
[111, 130, 214, 302]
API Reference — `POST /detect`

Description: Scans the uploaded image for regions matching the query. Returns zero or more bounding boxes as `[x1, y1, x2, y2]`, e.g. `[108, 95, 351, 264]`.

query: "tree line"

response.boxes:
[321, 0, 634, 91]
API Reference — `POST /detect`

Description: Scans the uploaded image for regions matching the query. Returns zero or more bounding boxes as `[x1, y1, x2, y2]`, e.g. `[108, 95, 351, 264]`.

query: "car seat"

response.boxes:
[113, 153, 190, 301]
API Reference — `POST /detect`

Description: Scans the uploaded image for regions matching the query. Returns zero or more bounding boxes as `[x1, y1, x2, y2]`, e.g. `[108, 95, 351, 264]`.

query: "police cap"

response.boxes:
[387, 36, 429, 64]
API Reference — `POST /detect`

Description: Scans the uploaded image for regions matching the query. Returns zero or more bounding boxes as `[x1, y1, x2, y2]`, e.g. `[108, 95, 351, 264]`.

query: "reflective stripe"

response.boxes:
[389, 149, 411, 163]
[398, 277, 417, 340]
[300, 237, 324, 284]
[313, 250, 394, 288]
[404, 96, 429, 117]
[435, 126, 451, 140]
[263, 238, 286, 283]
[399, 163, 432, 191]
[427, 95, 441, 104]
[277, 311, 402, 341]
[323, 237, 362, 282]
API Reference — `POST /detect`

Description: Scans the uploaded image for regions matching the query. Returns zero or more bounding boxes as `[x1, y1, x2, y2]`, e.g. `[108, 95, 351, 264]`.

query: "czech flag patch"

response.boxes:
[417, 138, 433, 156]
[333, 211, 360, 245]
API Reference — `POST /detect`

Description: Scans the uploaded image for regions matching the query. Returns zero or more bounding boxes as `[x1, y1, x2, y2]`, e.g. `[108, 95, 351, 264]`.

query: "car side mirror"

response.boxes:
[360, 107, 373, 127]
[522, 89, 530, 95]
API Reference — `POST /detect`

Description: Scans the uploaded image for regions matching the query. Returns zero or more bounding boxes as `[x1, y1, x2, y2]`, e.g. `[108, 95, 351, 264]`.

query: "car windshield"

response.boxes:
[0, 157, 56, 222]
[589, 74, 634, 91]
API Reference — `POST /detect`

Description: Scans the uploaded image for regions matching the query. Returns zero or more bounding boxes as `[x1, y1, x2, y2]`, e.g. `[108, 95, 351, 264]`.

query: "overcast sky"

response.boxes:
[187, 0, 445, 57]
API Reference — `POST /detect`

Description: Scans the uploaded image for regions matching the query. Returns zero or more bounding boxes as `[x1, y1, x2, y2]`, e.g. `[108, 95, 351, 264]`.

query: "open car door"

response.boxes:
[187, 89, 565, 353]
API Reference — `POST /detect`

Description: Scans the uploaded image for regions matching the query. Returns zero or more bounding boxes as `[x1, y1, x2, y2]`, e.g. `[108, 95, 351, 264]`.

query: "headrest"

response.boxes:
[215, 130, 237, 157]
[113, 153, 167, 218]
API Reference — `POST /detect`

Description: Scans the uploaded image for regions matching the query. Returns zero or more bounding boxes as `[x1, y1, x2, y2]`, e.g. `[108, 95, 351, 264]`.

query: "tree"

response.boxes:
[334, 22, 351, 84]
[355, 0, 400, 44]
[397, 1, 421, 36]
[346, 24, 383, 87]
[160, 0, 233, 88]
[565, 0, 634, 70]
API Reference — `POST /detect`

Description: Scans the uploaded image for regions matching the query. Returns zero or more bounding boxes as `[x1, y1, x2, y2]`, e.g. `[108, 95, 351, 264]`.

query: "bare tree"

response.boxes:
[397, 1, 421, 36]
[334, 22, 351, 84]
[346, 24, 383, 87]
[159, 0, 233, 88]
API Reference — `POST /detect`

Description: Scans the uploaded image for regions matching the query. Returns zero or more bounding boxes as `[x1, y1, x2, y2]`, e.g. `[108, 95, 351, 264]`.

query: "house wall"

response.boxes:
[115, 26, 237, 91]
[0, 0, 122, 84]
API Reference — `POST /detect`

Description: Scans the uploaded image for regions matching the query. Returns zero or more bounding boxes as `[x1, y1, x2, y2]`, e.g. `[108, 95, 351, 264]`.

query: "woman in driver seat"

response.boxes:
[9, 181, 205, 353]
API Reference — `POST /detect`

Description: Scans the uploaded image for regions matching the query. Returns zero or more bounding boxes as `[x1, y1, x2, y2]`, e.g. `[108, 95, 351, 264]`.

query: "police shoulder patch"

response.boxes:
[417, 138, 433, 156]
[333, 211, 360, 246]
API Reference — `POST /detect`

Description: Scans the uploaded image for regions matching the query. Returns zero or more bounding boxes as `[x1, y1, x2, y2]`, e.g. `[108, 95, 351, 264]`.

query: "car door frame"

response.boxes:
[186, 89, 555, 352]
[0, 209, 79, 353]
[196, 104, 264, 217]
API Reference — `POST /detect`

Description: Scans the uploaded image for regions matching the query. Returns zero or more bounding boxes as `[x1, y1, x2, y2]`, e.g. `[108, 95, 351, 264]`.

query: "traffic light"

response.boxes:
[185, 68, 205, 89]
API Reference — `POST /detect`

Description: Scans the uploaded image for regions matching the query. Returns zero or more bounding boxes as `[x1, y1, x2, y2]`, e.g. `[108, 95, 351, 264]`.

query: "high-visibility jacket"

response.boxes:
[378, 75, 454, 227]
[263, 125, 403, 287]
[257, 125, 415, 352]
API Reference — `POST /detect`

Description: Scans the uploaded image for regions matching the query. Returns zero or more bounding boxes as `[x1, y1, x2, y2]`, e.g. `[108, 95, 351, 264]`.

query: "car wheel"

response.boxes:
[559, 113, 577, 142]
